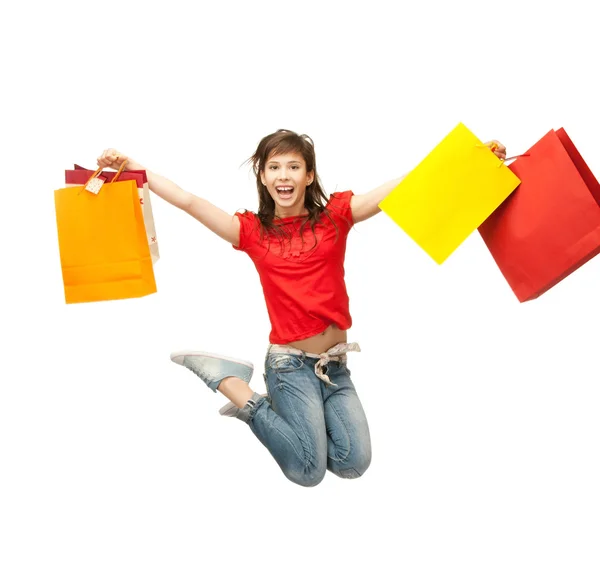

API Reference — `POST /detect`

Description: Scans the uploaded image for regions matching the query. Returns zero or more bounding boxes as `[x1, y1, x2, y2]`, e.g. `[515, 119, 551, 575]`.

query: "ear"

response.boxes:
[260, 170, 266, 186]
[307, 170, 315, 185]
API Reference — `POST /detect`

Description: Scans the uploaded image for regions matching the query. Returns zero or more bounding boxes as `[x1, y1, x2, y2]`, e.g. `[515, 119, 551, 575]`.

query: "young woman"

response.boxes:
[97, 130, 506, 487]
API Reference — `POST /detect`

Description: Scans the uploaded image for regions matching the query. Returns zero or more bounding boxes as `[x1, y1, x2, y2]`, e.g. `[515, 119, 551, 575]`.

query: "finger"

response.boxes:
[99, 149, 124, 169]
[102, 149, 118, 163]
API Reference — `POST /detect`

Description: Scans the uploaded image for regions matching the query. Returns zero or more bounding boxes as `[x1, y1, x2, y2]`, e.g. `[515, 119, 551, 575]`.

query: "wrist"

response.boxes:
[125, 159, 146, 171]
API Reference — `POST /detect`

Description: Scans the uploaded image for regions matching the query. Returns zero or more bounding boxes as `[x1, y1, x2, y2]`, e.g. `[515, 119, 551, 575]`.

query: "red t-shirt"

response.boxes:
[233, 190, 354, 344]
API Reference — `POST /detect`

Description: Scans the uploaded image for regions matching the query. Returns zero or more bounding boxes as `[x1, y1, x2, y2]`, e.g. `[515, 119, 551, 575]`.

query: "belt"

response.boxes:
[267, 342, 361, 386]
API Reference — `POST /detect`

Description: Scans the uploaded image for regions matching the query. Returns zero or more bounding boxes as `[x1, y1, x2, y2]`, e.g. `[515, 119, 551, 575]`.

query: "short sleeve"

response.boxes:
[326, 190, 354, 228]
[232, 210, 260, 252]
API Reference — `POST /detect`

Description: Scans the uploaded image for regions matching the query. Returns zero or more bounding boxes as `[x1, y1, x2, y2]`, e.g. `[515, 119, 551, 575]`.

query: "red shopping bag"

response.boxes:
[478, 128, 600, 302]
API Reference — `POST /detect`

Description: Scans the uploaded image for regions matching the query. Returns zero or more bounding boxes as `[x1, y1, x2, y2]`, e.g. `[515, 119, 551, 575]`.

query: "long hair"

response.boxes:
[244, 129, 338, 249]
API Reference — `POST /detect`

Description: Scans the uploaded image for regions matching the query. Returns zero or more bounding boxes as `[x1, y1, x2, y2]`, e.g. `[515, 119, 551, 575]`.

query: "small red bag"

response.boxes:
[478, 128, 600, 302]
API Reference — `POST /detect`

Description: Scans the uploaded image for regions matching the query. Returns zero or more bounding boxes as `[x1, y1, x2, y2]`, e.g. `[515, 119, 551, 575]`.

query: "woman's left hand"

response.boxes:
[485, 140, 507, 160]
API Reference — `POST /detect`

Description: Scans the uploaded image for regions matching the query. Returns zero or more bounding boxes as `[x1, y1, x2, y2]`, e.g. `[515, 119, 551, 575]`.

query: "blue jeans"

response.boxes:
[245, 350, 372, 487]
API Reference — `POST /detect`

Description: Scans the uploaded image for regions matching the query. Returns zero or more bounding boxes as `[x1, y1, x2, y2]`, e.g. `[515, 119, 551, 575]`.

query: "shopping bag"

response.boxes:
[66, 164, 160, 264]
[54, 163, 157, 304]
[478, 127, 600, 302]
[378, 122, 521, 264]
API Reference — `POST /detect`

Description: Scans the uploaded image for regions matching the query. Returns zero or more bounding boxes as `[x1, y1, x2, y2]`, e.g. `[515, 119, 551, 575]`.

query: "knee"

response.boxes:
[284, 465, 327, 488]
[333, 448, 372, 480]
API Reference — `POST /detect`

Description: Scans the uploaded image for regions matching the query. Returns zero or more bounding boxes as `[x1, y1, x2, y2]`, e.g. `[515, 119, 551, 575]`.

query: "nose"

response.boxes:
[277, 167, 289, 180]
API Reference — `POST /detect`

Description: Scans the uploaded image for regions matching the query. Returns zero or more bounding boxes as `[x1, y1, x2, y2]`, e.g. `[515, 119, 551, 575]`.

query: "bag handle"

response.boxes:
[475, 144, 530, 167]
[77, 159, 129, 195]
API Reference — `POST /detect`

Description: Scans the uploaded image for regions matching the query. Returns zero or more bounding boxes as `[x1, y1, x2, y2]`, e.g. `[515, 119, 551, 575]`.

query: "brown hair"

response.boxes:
[244, 129, 339, 250]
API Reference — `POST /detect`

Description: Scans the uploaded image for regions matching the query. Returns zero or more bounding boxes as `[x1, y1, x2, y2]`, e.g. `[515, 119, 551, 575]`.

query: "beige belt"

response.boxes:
[268, 342, 361, 386]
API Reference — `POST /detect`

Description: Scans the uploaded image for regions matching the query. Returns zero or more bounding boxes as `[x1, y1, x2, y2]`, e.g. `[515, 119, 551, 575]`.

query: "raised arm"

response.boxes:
[97, 149, 241, 246]
[350, 176, 406, 224]
[350, 140, 507, 224]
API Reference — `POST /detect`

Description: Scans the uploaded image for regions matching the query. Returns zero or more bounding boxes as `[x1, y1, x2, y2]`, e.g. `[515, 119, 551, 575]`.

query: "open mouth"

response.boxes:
[276, 186, 294, 199]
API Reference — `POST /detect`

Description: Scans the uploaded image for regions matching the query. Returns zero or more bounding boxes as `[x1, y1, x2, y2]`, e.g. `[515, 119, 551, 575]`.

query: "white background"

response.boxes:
[2, 1, 600, 581]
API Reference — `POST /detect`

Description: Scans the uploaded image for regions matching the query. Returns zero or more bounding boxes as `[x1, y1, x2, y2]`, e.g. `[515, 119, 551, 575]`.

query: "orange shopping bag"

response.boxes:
[66, 165, 160, 264]
[54, 162, 157, 304]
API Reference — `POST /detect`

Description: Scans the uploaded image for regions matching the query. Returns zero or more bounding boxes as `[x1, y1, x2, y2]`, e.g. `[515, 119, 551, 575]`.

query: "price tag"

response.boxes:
[85, 176, 106, 195]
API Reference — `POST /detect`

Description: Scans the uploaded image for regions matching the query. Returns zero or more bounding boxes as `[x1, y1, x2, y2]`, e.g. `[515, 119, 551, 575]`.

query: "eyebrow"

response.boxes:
[267, 160, 303, 164]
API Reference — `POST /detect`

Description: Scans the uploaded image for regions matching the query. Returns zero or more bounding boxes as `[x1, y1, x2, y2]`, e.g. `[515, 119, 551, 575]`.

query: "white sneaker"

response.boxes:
[170, 350, 254, 393]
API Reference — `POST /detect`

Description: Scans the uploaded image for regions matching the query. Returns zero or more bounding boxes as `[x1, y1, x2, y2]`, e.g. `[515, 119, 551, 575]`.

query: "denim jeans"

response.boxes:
[245, 349, 372, 487]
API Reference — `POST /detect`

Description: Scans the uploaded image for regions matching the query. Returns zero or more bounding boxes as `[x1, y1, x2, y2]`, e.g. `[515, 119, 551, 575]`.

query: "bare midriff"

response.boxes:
[286, 324, 348, 355]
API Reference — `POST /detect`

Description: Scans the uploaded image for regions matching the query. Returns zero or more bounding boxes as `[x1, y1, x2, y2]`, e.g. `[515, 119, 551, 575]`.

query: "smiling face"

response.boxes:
[260, 151, 314, 218]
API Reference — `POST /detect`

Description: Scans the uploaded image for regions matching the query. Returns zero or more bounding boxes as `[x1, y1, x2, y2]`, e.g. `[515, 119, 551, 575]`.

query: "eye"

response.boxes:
[268, 165, 278, 170]
[291, 165, 300, 170]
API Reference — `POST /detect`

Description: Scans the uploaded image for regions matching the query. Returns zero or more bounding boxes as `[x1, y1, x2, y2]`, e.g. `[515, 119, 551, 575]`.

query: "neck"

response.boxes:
[274, 203, 307, 218]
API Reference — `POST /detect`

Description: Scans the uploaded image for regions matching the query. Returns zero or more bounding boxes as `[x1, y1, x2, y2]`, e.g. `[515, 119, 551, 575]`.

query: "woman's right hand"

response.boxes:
[97, 148, 136, 170]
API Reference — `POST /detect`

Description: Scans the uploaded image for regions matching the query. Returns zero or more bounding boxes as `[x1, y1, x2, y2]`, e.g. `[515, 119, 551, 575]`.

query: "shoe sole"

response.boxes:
[219, 393, 268, 417]
[170, 350, 254, 370]
[218, 402, 238, 416]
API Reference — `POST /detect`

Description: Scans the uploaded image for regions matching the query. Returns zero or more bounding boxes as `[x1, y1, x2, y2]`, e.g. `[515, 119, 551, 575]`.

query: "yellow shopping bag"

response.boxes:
[379, 122, 521, 264]
[54, 162, 157, 304]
